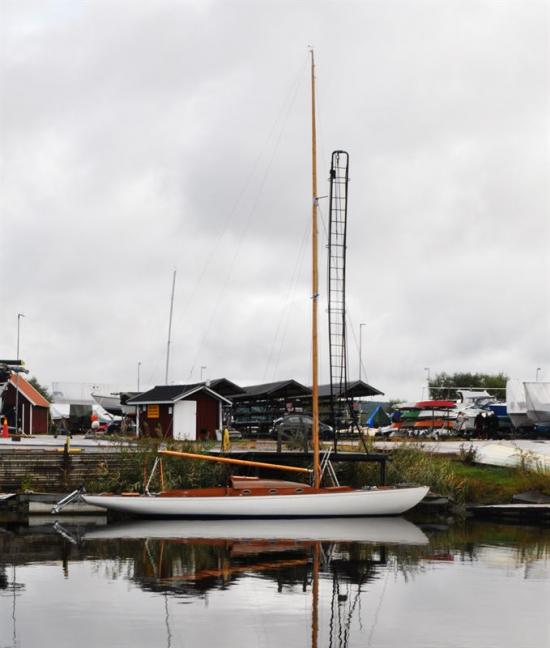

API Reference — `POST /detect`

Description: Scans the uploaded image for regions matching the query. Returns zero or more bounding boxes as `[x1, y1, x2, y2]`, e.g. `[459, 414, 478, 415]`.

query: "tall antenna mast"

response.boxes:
[327, 152, 369, 452]
[327, 150, 350, 452]
[165, 269, 176, 384]
[310, 49, 320, 489]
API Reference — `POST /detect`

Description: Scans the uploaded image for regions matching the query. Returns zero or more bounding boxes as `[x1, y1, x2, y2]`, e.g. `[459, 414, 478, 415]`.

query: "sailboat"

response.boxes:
[77, 52, 428, 519]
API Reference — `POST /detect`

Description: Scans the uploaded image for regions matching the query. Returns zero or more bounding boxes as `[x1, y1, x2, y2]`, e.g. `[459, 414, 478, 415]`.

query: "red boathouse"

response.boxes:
[3, 374, 50, 434]
[127, 383, 233, 441]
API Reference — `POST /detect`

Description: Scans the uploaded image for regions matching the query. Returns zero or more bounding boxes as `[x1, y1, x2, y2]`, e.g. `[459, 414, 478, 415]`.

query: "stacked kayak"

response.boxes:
[392, 400, 457, 431]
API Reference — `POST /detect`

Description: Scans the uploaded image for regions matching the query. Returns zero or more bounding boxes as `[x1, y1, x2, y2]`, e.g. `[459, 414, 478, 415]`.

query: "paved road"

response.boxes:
[373, 438, 550, 456]
[373, 438, 550, 468]
[1, 435, 549, 468]
[0, 434, 131, 450]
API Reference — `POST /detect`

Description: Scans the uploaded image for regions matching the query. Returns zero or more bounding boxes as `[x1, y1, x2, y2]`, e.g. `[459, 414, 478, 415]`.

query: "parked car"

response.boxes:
[270, 415, 334, 440]
[105, 420, 122, 434]
[104, 419, 135, 435]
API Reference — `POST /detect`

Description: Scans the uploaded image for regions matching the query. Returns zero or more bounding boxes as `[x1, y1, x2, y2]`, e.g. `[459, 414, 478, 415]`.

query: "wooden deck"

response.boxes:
[0, 449, 126, 491]
[468, 503, 550, 524]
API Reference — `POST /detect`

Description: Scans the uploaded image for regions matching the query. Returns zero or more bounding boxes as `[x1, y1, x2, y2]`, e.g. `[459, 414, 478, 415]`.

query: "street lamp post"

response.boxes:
[15, 313, 25, 434]
[359, 323, 366, 381]
[424, 367, 430, 400]
[137, 362, 142, 391]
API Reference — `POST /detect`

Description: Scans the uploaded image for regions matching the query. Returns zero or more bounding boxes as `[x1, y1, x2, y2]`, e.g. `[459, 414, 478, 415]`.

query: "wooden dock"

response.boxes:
[0, 448, 126, 492]
[468, 503, 550, 524]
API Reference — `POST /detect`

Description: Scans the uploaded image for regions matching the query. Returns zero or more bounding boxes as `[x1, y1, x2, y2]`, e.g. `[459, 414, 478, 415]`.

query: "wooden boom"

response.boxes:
[158, 449, 313, 474]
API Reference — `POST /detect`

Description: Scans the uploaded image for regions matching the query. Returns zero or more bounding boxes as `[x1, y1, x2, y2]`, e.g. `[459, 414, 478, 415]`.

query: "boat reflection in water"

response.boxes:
[3, 518, 549, 648]
[82, 516, 429, 544]
[79, 517, 428, 648]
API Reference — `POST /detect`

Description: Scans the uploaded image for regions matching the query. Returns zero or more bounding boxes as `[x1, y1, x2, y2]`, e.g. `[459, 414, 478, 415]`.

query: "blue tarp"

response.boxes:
[365, 404, 391, 427]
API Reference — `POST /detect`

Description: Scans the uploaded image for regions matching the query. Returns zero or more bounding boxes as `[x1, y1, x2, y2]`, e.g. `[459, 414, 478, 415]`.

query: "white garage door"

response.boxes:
[173, 400, 197, 440]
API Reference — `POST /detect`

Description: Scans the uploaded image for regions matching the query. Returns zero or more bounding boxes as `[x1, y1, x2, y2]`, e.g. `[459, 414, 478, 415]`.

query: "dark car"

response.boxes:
[105, 419, 136, 435]
[270, 415, 334, 441]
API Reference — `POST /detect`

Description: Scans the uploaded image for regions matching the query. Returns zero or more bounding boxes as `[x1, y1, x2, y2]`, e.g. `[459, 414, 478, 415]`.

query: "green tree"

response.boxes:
[428, 372, 507, 400]
[28, 376, 52, 402]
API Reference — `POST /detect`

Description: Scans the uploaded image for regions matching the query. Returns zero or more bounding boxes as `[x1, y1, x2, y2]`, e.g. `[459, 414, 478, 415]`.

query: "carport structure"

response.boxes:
[231, 380, 312, 435]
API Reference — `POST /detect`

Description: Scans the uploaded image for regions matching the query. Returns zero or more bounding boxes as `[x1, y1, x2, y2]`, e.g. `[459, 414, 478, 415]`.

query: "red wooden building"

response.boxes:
[127, 383, 233, 441]
[3, 374, 50, 434]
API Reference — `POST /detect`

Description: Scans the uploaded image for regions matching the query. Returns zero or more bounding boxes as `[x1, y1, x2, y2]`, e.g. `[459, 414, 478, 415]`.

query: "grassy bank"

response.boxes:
[338, 444, 550, 505]
[451, 462, 550, 504]
[82, 440, 550, 506]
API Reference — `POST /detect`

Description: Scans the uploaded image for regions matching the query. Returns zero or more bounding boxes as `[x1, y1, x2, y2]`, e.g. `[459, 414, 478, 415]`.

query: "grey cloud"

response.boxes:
[1, 0, 548, 398]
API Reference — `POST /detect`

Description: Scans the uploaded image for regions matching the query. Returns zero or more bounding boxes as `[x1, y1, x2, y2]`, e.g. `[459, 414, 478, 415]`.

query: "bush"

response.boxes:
[387, 445, 463, 500]
[333, 443, 463, 500]
[84, 439, 226, 493]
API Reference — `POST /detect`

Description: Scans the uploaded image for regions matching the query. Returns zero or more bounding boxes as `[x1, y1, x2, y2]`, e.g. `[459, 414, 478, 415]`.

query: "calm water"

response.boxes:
[1, 516, 549, 648]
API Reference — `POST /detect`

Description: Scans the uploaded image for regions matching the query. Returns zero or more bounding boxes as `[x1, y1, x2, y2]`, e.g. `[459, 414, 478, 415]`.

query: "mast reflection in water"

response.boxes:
[0, 517, 549, 648]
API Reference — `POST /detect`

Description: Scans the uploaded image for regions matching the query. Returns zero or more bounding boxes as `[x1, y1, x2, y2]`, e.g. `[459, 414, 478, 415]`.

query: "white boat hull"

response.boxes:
[508, 412, 533, 430]
[524, 381, 550, 424]
[83, 486, 428, 518]
[526, 410, 550, 425]
[83, 516, 429, 545]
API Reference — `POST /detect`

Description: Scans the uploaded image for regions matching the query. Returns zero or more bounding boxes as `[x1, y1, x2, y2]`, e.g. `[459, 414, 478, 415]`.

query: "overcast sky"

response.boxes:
[1, 0, 548, 401]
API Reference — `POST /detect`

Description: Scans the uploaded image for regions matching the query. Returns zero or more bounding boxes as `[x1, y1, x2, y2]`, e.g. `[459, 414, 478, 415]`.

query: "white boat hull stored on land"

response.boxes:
[83, 485, 428, 519]
[524, 381, 550, 425]
[506, 379, 533, 430]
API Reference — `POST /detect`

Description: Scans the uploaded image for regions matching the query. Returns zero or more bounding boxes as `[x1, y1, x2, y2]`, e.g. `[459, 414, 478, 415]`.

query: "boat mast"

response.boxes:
[165, 269, 176, 384]
[310, 49, 320, 489]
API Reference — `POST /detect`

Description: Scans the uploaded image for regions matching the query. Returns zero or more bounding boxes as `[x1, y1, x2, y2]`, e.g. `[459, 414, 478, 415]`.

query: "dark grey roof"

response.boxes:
[317, 381, 384, 398]
[127, 383, 231, 405]
[207, 378, 245, 396]
[232, 380, 312, 401]
[120, 392, 140, 405]
[126, 385, 193, 403]
[229, 379, 382, 402]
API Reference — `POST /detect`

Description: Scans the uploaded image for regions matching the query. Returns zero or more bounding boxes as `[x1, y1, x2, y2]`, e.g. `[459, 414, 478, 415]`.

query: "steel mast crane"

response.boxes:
[327, 151, 366, 451]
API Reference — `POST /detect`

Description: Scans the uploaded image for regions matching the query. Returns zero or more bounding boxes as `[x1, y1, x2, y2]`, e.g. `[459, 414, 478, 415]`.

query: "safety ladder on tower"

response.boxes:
[327, 152, 368, 451]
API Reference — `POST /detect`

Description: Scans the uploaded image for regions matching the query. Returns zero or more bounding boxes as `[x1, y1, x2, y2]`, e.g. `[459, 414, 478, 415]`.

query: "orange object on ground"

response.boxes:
[412, 419, 454, 429]
[2, 417, 9, 438]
